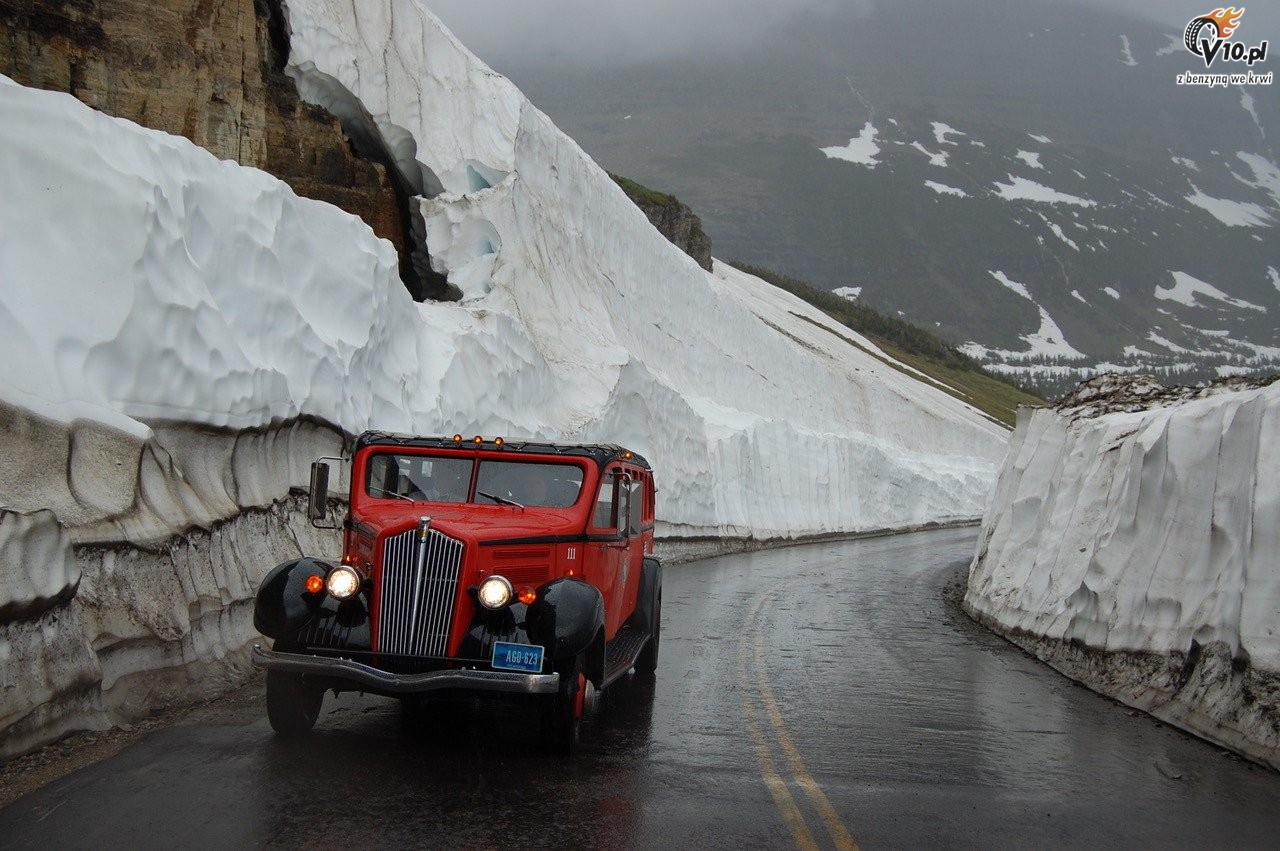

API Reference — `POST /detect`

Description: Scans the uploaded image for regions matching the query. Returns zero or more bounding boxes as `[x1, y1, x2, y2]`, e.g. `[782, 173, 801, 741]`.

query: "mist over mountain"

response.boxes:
[435, 0, 1280, 396]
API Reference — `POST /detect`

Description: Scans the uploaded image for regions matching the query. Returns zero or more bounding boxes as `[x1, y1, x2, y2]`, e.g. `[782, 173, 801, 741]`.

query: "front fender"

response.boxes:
[253, 556, 335, 639]
[525, 577, 604, 664]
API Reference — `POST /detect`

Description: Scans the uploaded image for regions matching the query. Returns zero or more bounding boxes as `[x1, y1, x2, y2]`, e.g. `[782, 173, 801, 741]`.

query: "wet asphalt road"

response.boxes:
[4, 527, 1280, 848]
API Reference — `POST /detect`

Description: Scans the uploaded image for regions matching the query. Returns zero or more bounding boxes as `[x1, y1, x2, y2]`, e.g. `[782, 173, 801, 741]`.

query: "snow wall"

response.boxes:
[0, 0, 1007, 759]
[966, 375, 1280, 769]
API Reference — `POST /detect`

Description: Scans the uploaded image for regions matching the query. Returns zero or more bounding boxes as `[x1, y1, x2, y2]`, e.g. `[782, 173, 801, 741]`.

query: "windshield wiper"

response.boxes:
[368, 485, 415, 502]
[477, 490, 524, 508]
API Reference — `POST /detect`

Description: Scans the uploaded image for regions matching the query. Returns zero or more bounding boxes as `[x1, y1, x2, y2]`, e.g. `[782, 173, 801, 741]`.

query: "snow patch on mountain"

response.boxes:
[821, 121, 881, 168]
[909, 141, 948, 167]
[1185, 184, 1273, 227]
[1235, 152, 1280, 207]
[1119, 35, 1138, 66]
[932, 122, 965, 145]
[1027, 133, 1052, 144]
[994, 175, 1096, 207]
[925, 180, 966, 197]
[833, 286, 862, 300]
[1015, 150, 1043, 169]
[960, 272, 1085, 362]
[1239, 90, 1265, 139]
[1156, 271, 1267, 313]
[1035, 212, 1079, 250]
[1104, 287, 1121, 299]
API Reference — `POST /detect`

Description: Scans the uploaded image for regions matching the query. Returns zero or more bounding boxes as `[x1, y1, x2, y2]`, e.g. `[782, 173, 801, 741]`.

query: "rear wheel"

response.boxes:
[544, 652, 585, 755]
[635, 588, 661, 673]
[266, 669, 323, 736]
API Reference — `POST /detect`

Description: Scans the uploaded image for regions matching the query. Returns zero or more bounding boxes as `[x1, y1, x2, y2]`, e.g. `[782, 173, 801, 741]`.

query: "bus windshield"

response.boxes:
[364, 453, 584, 508]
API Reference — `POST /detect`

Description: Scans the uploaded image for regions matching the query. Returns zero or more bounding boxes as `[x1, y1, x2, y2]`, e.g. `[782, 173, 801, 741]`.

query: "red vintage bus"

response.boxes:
[251, 432, 660, 753]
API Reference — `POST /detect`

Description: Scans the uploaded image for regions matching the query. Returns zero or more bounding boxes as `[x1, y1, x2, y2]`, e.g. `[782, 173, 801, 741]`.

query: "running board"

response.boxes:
[603, 625, 651, 687]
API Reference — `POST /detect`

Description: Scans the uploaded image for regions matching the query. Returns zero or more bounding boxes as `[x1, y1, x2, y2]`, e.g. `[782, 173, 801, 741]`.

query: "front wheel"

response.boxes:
[544, 652, 585, 755]
[266, 669, 323, 736]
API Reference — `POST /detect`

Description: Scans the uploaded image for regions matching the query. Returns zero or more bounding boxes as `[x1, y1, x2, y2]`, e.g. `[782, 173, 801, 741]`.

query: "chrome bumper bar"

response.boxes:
[251, 644, 559, 695]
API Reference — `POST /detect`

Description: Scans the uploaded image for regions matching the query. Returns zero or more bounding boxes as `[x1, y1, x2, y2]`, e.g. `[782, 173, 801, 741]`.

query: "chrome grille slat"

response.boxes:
[378, 528, 463, 657]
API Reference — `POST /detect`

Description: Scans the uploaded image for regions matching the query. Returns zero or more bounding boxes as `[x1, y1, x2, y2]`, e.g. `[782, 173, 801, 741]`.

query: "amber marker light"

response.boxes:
[452, 434, 463, 443]
[517, 587, 537, 605]
[304, 574, 324, 594]
[473, 435, 483, 445]
[494, 437, 505, 448]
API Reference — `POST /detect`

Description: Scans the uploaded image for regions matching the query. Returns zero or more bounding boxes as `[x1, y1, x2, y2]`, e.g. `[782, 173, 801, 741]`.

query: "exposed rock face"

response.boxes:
[0, 0, 445, 295]
[610, 174, 713, 271]
[642, 200, 713, 272]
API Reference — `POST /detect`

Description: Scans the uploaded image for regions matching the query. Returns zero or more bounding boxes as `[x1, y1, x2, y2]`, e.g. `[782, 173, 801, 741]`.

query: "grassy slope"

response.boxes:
[728, 260, 1044, 428]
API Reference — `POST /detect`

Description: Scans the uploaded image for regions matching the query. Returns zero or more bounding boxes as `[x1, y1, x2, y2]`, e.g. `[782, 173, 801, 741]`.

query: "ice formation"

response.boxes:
[967, 375, 1280, 767]
[0, 0, 1008, 756]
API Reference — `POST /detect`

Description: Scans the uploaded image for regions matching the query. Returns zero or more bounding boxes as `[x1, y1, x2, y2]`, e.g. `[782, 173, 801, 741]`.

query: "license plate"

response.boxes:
[492, 641, 544, 673]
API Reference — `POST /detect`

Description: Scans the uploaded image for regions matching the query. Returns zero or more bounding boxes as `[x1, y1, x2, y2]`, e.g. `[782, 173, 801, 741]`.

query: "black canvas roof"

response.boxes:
[354, 431, 651, 471]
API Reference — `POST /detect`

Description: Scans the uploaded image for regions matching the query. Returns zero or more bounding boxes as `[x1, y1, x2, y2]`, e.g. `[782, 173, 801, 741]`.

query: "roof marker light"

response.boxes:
[453, 434, 463, 444]
[494, 437, 505, 448]
[473, 435, 483, 445]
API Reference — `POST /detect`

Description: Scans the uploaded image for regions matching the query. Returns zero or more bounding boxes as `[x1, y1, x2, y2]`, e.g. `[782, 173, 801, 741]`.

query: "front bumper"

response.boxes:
[251, 644, 560, 695]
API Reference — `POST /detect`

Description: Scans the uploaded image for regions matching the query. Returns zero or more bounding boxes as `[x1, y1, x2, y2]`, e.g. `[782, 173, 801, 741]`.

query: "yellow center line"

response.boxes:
[737, 588, 820, 851]
[753, 586, 859, 851]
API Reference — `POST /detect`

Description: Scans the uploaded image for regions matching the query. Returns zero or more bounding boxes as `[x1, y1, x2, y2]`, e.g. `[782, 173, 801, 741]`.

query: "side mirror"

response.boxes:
[308, 461, 330, 523]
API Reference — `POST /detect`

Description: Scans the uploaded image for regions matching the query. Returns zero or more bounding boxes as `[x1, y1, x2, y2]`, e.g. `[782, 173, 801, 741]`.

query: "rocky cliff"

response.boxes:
[0, 0, 452, 299]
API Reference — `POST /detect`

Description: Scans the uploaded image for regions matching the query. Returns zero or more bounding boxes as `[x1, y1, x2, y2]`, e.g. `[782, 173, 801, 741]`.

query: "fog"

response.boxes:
[428, 0, 1280, 70]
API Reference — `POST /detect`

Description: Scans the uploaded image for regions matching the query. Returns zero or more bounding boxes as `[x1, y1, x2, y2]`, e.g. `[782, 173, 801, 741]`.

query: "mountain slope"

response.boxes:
[470, 0, 1280, 397]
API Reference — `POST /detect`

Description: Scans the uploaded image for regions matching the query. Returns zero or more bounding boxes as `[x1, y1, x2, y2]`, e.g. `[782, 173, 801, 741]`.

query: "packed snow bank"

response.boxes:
[0, 0, 1005, 756]
[276, 0, 1008, 539]
[966, 374, 1280, 768]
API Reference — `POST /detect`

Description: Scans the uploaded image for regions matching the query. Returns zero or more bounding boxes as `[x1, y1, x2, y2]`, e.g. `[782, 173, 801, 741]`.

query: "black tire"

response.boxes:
[635, 588, 661, 673]
[544, 652, 584, 755]
[266, 669, 323, 736]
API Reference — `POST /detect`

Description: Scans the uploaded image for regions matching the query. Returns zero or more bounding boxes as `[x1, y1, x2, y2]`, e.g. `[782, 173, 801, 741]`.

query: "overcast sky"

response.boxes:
[429, 0, 1280, 69]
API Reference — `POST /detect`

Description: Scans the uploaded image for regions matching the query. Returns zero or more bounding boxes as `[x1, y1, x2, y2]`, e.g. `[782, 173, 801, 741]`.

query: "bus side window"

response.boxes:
[594, 472, 617, 529]
[626, 479, 643, 536]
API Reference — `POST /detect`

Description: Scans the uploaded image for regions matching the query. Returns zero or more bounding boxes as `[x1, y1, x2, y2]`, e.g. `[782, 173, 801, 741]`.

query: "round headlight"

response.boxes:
[477, 575, 514, 610]
[326, 566, 362, 600]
